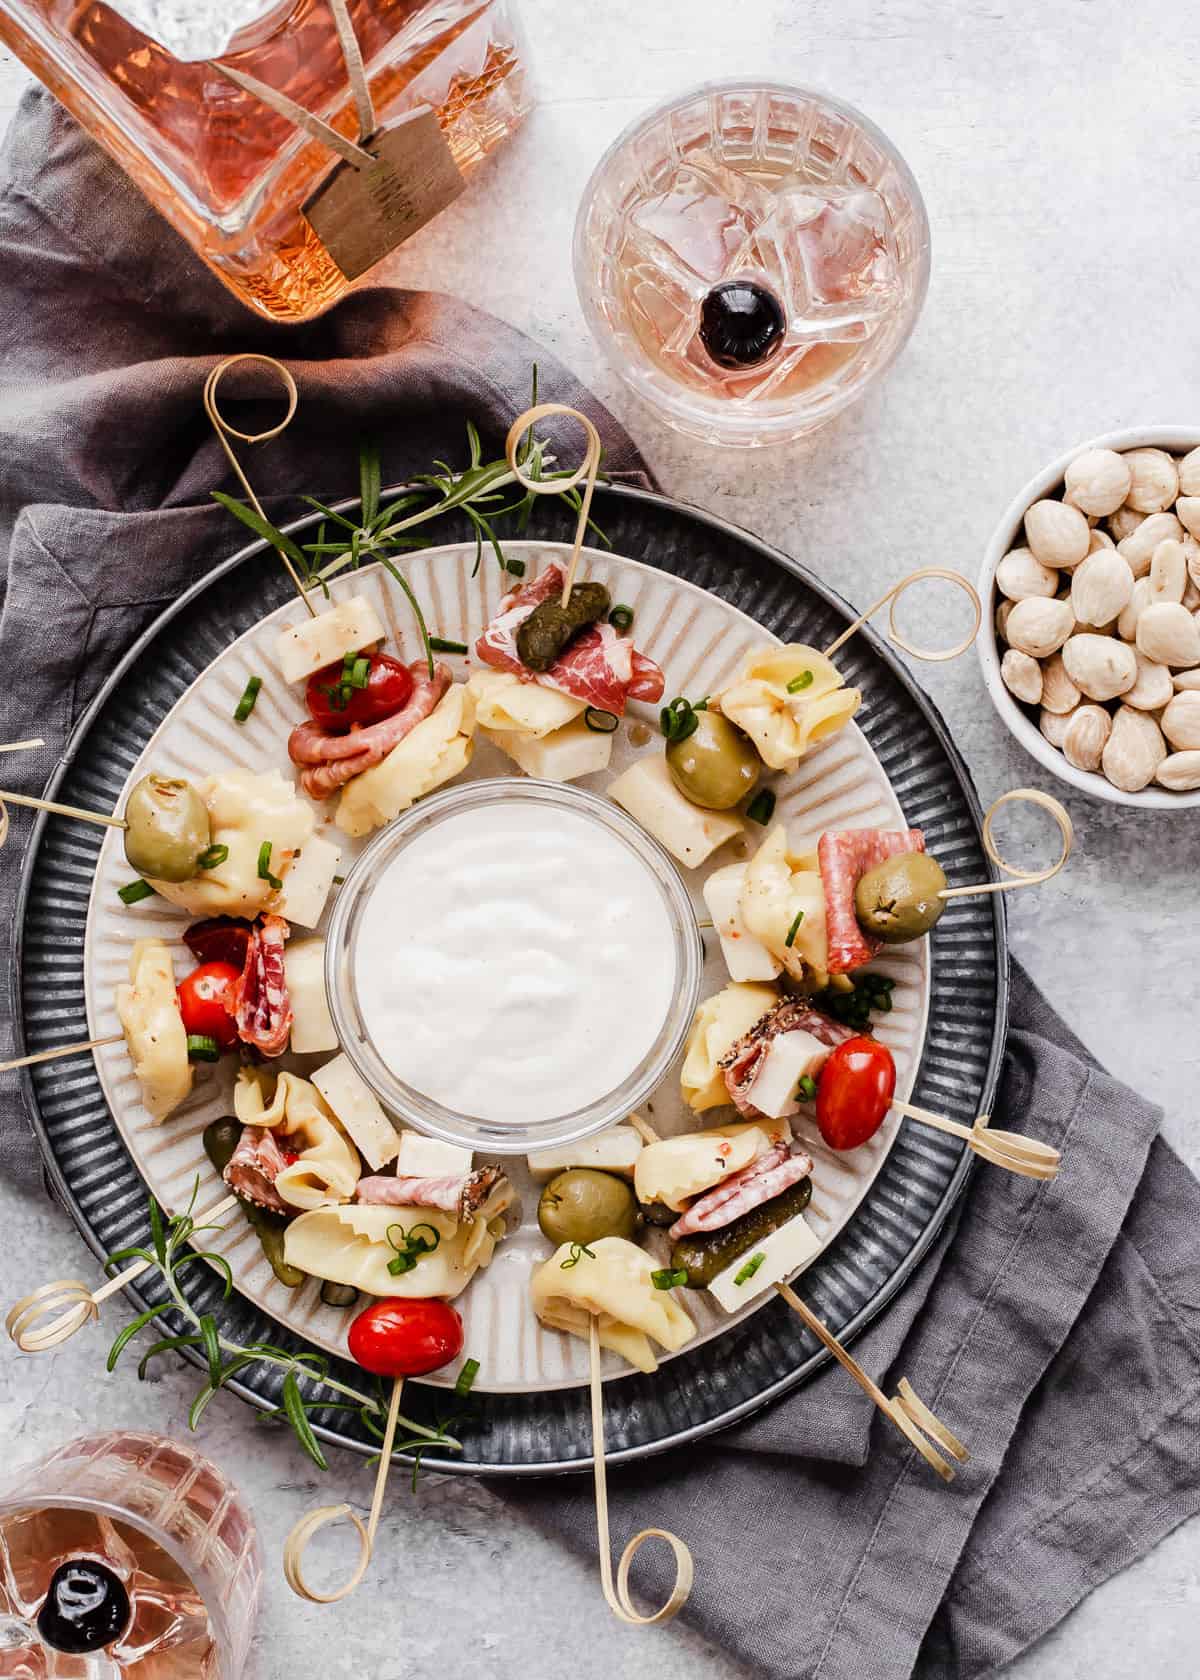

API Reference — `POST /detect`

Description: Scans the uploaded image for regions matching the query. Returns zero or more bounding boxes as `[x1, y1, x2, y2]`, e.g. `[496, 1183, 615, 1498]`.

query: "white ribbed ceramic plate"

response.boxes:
[83, 541, 928, 1393]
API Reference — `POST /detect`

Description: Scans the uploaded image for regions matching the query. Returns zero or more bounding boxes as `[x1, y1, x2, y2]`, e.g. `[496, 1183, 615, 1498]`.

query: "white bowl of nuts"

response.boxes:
[979, 426, 1200, 807]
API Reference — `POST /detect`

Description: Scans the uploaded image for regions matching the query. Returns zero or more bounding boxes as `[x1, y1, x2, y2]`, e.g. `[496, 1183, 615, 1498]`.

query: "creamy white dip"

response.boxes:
[352, 801, 678, 1124]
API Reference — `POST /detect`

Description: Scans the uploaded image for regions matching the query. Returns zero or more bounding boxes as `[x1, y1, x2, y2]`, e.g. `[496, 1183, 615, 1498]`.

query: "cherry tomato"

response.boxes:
[816, 1036, 897, 1151]
[177, 961, 241, 1051]
[183, 917, 253, 971]
[305, 652, 414, 733]
[347, 1298, 464, 1379]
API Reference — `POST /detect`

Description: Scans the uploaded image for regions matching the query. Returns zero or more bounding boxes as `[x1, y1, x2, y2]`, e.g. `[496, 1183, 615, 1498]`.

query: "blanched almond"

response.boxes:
[1122, 447, 1179, 512]
[996, 547, 1059, 601]
[1161, 690, 1200, 749]
[1064, 449, 1132, 517]
[1136, 602, 1200, 667]
[1024, 499, 1090, 569]
[1109, 505, 1147, 542]
[1000, 648, 1043, 704]
[1175, 496, 1200, 538]
[1117, 511, 1184, 578]
[1156, 749, 1200, 790]
[1102, 705, 1167, 791]
[1061, 633, 1137, 701]
[1087, 527, 1115, 552]
[995, 598, 1013, 639]
[1062, 704, 1112, 772]
[1123, 652, 1173, 711]
[1177, 447, 1200, 497]
[1006, 596, 1075, 658]
[1039, 707, 1074, 749]
[1172, 666, 1200, 691]
[1040, 651, 1081, 714]
[1149, 538, 1186, 604]
[1070, 549, 1133, 625]
[1118, 576, 1153, 642]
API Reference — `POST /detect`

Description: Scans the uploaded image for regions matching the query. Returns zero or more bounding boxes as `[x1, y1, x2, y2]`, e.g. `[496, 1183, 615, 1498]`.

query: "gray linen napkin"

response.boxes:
[3, 87, 1199, 1680]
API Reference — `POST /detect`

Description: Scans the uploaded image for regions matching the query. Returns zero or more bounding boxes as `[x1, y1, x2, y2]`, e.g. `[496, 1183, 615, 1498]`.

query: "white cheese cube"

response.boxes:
[275, 596, 387, 684]
[745, 1030, 833, 1120]
[607, 755, 742, 869]
[312, 1053, 399, 1171]
[703, 863, 783, 983]
[526, 1125, 644, 1181]
[283, 939, 338, 1054]
[482, 715, 613, 781]
[277, 834, 340, 930]
[708, 1214, 822, 1312]
[395, 1133, 473, 1176]
[468, 670, 586, 738]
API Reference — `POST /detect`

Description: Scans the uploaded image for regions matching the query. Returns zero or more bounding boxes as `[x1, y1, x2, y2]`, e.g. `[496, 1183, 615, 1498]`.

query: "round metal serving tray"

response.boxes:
[13, 485, 1006, 1474]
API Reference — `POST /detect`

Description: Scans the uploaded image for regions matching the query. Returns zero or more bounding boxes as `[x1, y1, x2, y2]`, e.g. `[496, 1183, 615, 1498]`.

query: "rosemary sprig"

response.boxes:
[104, 1181, 462, 1473]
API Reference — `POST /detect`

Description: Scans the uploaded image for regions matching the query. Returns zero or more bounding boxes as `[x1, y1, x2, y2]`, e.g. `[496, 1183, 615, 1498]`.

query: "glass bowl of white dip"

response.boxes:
[324, 778, 704, 1155]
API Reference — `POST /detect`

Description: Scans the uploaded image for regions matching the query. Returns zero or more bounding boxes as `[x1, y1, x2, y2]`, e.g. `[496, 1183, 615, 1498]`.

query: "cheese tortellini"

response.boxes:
[680, 980, 778, 1110]
[336, 683, 475, 837]
[465, 669, 585, 738]
[115, 939, 192, 1122]
[148, 768, 314, 918]
[741, 825, 829, 984]
[530, 1237, 696, 1373]
[234, 1067, 360, 1210]
[719, 646, 860, 772]
[634, 1118, 790, 1212]
[284, 1203, 500, 1298]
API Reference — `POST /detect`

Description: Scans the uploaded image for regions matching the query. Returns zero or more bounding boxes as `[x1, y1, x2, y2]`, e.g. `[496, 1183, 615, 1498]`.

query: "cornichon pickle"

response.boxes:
[201, 1116, 303, 1289]
[670, 1176, 813, 1288]
[516, 582, 611, 672]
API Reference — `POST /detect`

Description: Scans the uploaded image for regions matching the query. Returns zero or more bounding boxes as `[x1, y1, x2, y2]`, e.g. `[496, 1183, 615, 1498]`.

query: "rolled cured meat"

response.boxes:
[818, 828, 925, 974]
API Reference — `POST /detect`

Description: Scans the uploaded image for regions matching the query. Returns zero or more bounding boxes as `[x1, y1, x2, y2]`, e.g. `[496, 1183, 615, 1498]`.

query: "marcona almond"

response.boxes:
[1118, 576, 1153, 641]
[1102, 705, 1167, 791]
[1123, 651, 1173, 711]
[1117, 510, 1184, 578]
[1171, 666, 1200, 691]
[1177, 447, 1200, 497]
[996, 547, 1058, 601]
[1039, 707, 1074, 749]
[1175, 496, 1200, 538]
[995, 598, 1013, 639]
[1061, 633, 1137, 701]
[1122, 447, 1179, 512]
[1063, 449, 1132, 517]
[1087, 527, 1115, 552]
[1000, 648, 1043, 704]
[1039, 650, 1080, 714]
[1062, 704, 1112, 772]
[1161, 690, 1200, 749]
[1070, 549, 1133, 625]
[1005, 596, 1075, 658]
[1149, 538, 1186, 605]
[1156, 750, 1200, 791]
[1109, 505, 1147, 542]
[1024, 499, 1090, 569]
[1136, 601, 1200, 667]
[1181, 534, 1200, 586]
[1184, 579, 1200, 613]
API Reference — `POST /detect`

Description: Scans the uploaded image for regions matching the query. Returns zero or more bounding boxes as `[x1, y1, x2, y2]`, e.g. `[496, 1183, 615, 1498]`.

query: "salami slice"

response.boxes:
[223, 1125, 293, 1215]
[355, 1165, 508, 1218]
[720, 998, 855, 1116]
[288, 660, 450, 798]
[819, 828, 925, 974]
[230, 913, 292, 1057]
[668, 1142, 814, 1239]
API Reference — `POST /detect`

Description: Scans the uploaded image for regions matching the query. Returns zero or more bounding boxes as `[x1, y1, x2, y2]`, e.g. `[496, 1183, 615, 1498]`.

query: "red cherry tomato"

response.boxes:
[347, 1298, 464, 1379]
[816, 1036, 897, 1151]
[305, 652, 414, 733]
[183, 916, 253, 971]
[176, 961, 241, 1051]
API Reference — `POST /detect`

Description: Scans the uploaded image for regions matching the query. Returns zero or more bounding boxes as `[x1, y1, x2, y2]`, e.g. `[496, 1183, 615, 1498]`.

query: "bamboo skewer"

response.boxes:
[504, 403, 603, 607]
[938, 787, 1073, 902]
[6, 1192, 239, 1353]
[0, 1033, 123, 1076]
[824, 566, 983, 662]
[203, 353, 314, 617]
[892, 1102, 1060, 1181]
[283, 1377, 404, 1604]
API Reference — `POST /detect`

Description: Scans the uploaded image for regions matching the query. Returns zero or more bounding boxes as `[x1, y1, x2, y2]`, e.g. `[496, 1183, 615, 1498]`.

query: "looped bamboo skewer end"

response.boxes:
[504, 403, 603, 606]
[939, 787, 1073, 902]
[6, 1279, 98, 1352]
[282, 1504, 373, 1604]
[824, 567, 983, 662]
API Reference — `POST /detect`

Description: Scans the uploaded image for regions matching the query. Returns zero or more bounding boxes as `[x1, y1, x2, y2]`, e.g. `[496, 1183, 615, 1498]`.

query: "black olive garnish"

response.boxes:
[699, 280, 786, 370]
[36, 1560, 131, 1655]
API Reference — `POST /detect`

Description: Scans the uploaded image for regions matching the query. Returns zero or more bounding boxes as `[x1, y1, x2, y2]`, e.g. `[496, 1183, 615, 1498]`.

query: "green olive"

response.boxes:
[665, 711, 761, 810]
[854, 852, 948, 943]
[538, 1169, 638, 1247]
[123, 774, 211, 883]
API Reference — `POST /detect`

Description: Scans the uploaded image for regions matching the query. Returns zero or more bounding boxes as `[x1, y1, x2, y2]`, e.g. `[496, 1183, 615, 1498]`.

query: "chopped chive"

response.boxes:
[118, 879, 154, 905]
[584, 707, 619, 734]
[560, 1241, 596, 1270]
[660, 695, 702, 743]
[504, 557, 526, 578]
[784, 909, 805, 948]
[796, 1074, 818, 1101]
[734, 1252, 766, 1287]
[332, 874, 345, 886]
[195, 844, 229, 870]
[256, 841, 283, 891]
[186, 1034, 221, 1063]
[454, 1357, 480, 1396]
[348, 656, 370, 689]
[745, 788, 776, 825]
[651, 1267, 688, 1291]
[429, 636, 468, 655]
[233, 676, 262, 722]
[608, 604, 634, 632]
[786, 670, 815, 694]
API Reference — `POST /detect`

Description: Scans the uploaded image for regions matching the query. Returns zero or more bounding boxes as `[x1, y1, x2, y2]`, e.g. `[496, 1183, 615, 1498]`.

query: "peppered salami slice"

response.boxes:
[819, 828, 925, 973]
[720, 999, 855, 1115]
[231, 913, 293, 1057]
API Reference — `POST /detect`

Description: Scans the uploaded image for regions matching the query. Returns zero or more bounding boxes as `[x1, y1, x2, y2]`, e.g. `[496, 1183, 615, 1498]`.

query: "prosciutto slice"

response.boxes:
[288, 660, 451, 799]
[819, 828, 926, 974]
[668, 1142, 815, 1240]
[474, 563, 665, 715]
[721, 998, 854, 1117]
[223, 1126, 294, 1215]
[229, 913, 292, 1057]
[356, 1166, 509, 1219]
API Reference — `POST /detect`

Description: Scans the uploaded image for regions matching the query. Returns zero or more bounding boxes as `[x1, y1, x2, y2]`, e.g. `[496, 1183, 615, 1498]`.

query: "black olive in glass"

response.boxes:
[699, 280, 786, 369]
[36, 1560, 131, 1654]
